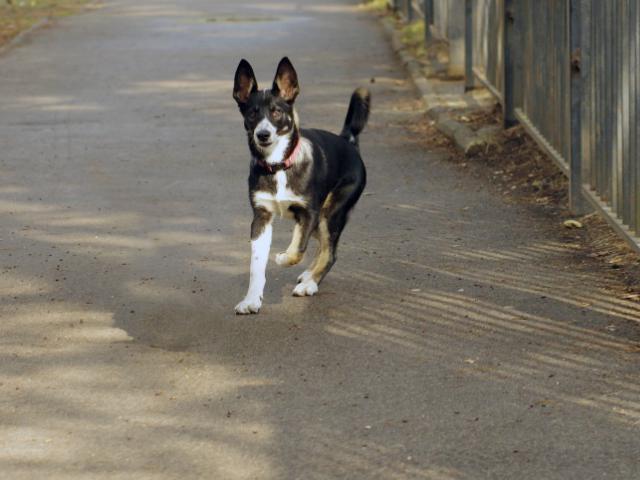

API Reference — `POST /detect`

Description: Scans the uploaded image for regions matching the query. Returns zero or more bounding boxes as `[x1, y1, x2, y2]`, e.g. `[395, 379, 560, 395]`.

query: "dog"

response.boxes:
[233, 57, 370, 314]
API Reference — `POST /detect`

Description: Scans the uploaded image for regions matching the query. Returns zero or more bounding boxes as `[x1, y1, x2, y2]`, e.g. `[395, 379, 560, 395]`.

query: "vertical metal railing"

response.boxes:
[569, 0, 584, 213]
[464, 0, 640, 251]
[471, 0, 504, 103]
[393, 0, 465, 76]
[389, 0, 640, 251]
[386, 0, 640, 250]
[513, 0, 569, 168]
[464, 0, 473, 91]
[579, 0, 640, 246]
[406, 0, 414, 22]
[392, 0, 416, 22]
[503, 0, 521, 129]
[424, 0, 434, 42]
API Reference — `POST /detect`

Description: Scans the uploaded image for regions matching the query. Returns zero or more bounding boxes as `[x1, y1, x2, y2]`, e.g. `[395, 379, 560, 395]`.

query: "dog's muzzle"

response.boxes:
[256, 130, 271, 144]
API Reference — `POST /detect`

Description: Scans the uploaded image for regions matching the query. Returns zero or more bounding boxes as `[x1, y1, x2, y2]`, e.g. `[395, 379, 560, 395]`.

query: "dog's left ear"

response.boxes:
[272, 57, 299, 103]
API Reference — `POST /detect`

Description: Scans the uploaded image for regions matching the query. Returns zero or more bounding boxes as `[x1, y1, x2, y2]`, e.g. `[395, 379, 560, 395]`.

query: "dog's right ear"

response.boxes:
[233, 59, 258, 106]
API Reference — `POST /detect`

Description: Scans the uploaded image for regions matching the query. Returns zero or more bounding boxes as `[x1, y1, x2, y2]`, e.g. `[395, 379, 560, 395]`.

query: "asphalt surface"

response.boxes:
[1, 1, 639, 479]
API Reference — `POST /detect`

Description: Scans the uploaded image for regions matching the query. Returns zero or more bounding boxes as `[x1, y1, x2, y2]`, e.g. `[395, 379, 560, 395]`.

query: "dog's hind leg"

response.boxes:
[292, 218, 327, 297]
[293, 183, 362, 296]
[296, 228, 320, 283]
[297, 244, 319, 284]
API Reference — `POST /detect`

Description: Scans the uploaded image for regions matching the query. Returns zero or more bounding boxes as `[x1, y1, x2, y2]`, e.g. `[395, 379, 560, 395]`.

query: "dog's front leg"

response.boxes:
[235, 208, 273, 314]
[275, 208, 317, 267]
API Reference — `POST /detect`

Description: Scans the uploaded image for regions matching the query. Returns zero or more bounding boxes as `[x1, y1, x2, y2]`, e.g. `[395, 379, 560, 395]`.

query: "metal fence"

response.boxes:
[581, 0, 640, 243]
[468, 0, 640, 251]
[471, 0, 504, 102]
[391, 0, 466, 75]
[390, 0, 420, 23]
[514, 1, 571, 172]
[391, 0, 640, 252]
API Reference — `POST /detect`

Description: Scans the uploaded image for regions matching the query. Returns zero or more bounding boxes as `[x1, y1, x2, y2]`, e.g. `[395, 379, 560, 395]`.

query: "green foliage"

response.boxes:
[400, 20, 427, 58]
[362, 0, 389, 12]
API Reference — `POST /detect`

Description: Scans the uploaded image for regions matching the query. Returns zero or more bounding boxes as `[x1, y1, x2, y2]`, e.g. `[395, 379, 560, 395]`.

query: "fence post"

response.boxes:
[424, 0, 433, 42]
[464, 0, 474, 91]
[503, 0, 520, 128]
[569, 0, 586, 213]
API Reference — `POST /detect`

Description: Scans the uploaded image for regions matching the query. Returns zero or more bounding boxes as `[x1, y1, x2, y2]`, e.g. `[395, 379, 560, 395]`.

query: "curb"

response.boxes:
[0, 17, 51, 57]
[380, 18, 438, 106]
[380, 17, 497, 156]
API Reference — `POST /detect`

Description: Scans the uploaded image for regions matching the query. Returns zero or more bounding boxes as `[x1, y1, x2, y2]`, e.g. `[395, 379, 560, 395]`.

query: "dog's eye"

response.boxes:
[270, 107, 282, 120]
[247, 107, 258, 120]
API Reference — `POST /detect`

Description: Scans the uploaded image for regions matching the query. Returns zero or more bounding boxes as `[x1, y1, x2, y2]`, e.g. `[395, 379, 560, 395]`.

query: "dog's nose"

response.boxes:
[256, 130, 271, 142]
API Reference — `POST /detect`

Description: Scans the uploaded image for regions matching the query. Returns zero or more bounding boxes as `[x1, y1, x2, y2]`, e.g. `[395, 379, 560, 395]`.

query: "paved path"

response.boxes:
[1, 1, 639, 478]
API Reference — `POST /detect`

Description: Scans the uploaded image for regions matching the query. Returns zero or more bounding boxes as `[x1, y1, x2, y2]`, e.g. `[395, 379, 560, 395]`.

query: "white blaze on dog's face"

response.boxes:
[233, 57, 300, 165]
[252, 113, 291, 165]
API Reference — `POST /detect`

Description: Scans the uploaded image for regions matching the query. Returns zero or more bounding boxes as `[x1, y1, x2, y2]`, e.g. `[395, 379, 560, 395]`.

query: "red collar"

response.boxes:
[257, 140, 301, 174]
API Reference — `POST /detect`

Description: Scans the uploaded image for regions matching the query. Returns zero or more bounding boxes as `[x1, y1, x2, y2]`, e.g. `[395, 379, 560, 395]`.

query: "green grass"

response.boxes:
[361, 0, 389, 12]
[400, 20, 427, 58]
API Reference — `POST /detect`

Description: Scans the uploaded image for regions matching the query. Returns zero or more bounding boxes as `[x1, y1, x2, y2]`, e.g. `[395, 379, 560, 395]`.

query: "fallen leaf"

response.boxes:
[563, 219, 583, 229]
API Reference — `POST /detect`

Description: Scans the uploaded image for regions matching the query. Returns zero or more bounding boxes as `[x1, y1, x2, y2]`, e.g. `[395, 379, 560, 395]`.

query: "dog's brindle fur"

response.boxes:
[233, 57, 369, 314]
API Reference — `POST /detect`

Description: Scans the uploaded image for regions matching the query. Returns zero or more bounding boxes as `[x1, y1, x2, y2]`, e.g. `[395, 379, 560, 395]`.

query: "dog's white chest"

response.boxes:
[253, 171, 306, 218]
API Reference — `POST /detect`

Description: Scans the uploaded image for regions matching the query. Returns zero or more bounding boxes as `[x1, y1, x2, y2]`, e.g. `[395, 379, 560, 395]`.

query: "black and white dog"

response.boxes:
[233, 57, 370, 314]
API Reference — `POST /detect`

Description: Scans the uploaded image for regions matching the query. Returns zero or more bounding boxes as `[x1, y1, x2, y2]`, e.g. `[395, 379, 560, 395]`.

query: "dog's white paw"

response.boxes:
[276, 251, 302, 267]
[235, 296, 262, 315]
[297, 270, 313, 283]
[292, 280, 318, 297]
[275, 252, 292, 266]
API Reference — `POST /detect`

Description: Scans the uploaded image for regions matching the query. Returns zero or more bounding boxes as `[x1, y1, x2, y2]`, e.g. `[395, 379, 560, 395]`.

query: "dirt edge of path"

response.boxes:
[0, 0, 94, 50]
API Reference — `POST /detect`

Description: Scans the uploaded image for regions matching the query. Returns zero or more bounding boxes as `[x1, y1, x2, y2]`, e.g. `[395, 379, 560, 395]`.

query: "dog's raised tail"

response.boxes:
[340, 87, 371, 148]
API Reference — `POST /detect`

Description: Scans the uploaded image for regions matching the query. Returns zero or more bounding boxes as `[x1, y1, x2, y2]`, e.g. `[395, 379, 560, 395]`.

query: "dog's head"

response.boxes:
[233, 57, 300, 161]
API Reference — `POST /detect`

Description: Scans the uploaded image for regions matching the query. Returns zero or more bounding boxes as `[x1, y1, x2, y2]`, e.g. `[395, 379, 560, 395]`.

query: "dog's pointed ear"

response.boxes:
[233, 59, 258, 106]
[272, 57, 299, 103]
